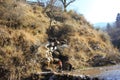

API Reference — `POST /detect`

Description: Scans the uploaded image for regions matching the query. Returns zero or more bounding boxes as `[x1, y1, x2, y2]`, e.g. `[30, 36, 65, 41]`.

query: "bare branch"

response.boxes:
[66, 0, 75, 7]
[59, 0, 64, 4]
[37, 0, 41, 6]
[59, 0, 76, 12]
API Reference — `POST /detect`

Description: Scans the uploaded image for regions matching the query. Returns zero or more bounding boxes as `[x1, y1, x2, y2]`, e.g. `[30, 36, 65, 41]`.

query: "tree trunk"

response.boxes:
[63, 0, 67, 12]
[64, 6, 67, 12]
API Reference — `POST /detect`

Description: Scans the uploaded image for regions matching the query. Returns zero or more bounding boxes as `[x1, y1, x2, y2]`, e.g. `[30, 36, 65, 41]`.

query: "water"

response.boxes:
[73, 65, 120, 80]
[48, 65, 120, 80]
[98, 70, 120, 80]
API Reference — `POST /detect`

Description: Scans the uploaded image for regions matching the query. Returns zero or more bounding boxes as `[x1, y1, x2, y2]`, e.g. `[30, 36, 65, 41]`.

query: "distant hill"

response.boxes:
[94, 22, 114, 29]
[94, 22, 107, 28]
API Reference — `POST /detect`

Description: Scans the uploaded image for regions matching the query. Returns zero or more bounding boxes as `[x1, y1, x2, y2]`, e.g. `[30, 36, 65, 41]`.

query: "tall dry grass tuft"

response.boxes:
[0, 27, 44, 79]
[0, 1, 49, 29]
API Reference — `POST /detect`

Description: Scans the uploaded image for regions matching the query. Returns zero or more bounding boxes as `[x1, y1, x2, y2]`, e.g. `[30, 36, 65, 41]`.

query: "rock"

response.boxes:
[92, 77, 99, 80]
[62, 62, 73, 71]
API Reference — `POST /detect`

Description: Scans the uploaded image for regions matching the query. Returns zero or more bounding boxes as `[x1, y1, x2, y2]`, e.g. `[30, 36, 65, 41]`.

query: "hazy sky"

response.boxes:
[68, 0, 120, 24]
[27, 0, 120, 24]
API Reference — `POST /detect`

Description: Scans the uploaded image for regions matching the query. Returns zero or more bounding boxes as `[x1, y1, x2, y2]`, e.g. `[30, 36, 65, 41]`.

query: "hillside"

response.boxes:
[0, 1, 120, 79]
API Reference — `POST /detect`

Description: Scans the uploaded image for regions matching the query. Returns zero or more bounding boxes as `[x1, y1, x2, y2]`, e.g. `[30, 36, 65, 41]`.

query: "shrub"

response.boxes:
[47, 24, 74, 40]
[57, 24, 74, 39]
[0, 67, 10, 80]
[11, 56, 23, 67]
[99, 32, 110, 43]
[46, 11, 69, 22]
[0, 1, 22, 28]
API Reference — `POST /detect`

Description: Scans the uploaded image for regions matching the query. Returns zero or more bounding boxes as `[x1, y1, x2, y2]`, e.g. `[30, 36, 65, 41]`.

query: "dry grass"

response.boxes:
[0, 1, 120, 79]
[0, 26, 44, 79]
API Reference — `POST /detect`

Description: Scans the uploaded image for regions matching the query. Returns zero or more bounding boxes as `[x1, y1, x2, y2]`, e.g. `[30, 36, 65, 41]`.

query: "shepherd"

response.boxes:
[58, 60, 62, 72]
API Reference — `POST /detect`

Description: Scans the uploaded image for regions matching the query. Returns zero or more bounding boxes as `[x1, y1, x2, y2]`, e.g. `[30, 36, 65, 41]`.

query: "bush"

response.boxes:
[0, 1, 22, 28]
[46, 11, 69, 22]
[47, 24, 74, 40]
[57, 24, 74, 38]
[99, 32, 110, 43]
[0, 67, 10, 80]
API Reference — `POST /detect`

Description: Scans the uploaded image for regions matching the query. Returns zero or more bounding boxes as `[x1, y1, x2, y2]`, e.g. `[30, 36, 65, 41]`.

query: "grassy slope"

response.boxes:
[0, 1, 120, 79]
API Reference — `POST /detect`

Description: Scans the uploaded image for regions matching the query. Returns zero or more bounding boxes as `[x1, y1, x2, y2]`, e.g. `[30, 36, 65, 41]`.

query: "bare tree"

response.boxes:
[59, 0, 75, 12]
[42, 0, 57, 13]
[37, 0, 45, 7]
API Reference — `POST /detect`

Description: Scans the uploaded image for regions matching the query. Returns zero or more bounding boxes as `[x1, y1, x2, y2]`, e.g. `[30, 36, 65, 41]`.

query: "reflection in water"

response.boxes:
[98, 70, 120, 80]
[70, 65, 120, 80]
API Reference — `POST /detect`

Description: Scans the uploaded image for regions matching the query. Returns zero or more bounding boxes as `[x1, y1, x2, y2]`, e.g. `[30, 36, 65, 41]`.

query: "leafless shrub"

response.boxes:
[47, 24, 74, 40]
[100, 32, 110, 43]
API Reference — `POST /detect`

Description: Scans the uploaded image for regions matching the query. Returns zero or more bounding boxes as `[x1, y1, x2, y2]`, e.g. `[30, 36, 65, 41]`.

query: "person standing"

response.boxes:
[58, 60, 62, 72]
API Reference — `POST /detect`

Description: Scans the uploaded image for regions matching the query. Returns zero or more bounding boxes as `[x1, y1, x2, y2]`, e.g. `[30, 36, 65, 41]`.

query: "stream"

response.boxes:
[59, 64, 120, 80]
[38, 65, 120, 80]
[77, 64, 120, 80]
[98, 70, 120, 80]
